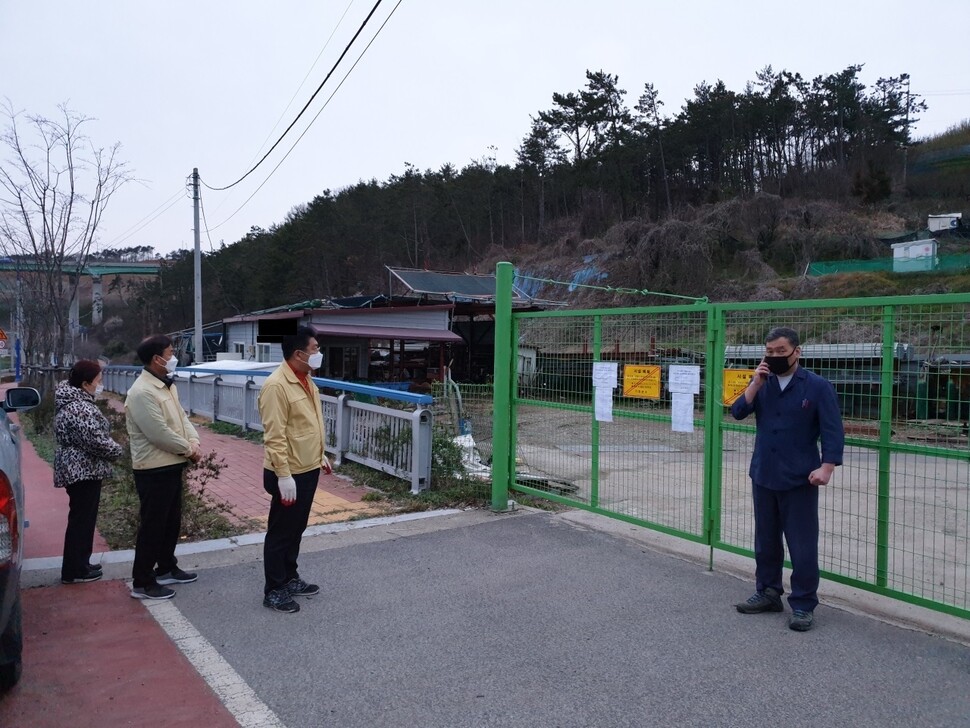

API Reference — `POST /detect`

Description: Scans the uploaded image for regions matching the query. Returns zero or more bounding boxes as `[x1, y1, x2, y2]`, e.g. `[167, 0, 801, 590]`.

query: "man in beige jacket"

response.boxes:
[258, 326, 331, 613]
[125, 335, 201, 600]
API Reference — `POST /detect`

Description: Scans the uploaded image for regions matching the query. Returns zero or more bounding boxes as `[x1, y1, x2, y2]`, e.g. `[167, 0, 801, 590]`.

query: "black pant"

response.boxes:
[61, 479, 102, 580]
[752, 482, 820, 612]
[131, 465, 185, 588]
[263, 468, 319, 594]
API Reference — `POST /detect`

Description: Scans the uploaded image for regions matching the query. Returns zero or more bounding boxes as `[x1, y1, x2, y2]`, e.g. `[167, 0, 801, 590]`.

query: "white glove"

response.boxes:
[277, 475, 297, 505]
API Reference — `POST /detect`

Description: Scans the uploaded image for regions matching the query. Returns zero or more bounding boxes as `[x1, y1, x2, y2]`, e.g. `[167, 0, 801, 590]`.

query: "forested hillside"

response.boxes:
[103, 64, 968, 353]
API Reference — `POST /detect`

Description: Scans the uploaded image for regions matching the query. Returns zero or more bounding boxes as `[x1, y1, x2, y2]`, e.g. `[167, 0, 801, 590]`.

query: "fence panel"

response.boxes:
[511, 306, 710, 540]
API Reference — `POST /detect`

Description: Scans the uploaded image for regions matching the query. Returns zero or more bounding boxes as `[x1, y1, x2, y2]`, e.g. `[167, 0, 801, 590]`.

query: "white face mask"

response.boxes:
[94, 384, 104, 396]
[307, 351, 323, 370]
[161, 354, 178, 376]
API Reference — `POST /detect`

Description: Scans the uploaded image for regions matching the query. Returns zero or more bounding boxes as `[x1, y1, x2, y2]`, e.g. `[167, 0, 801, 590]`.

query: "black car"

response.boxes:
[0, 386, 41, 691]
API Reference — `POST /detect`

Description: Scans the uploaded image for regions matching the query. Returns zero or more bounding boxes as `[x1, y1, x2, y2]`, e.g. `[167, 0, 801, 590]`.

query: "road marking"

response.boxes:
[145, 600, 286, 728]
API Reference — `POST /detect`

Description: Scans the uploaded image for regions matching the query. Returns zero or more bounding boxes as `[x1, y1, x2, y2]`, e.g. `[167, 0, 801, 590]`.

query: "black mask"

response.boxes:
[764, 355, 792, 375]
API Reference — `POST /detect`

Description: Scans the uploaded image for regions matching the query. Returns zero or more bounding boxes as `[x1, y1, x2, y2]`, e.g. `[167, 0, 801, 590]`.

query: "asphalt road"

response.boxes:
[157, 509, 970, 728]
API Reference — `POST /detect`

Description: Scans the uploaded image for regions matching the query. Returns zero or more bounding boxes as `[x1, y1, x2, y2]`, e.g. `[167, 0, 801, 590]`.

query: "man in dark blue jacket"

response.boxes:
[730, 327, 844, 631]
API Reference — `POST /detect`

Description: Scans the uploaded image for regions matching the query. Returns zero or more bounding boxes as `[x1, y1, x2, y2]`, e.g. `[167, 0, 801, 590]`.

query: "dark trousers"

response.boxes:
[61, 479, 102, 580]
[131, 465, 185, 588]
[752, 482, 820, 612]
[263, 468, 319, 594]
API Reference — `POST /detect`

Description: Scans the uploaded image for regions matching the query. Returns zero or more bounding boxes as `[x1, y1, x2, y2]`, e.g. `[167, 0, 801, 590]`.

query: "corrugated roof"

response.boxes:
[388, 267, 532, 303]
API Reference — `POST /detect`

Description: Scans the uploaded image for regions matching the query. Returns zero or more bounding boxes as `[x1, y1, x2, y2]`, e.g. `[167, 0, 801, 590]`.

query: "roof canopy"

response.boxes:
[311, 323, 464, 343]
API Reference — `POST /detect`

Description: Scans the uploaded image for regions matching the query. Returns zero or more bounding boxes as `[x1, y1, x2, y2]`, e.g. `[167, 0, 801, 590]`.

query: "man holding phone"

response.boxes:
[730, 326, 844, 631]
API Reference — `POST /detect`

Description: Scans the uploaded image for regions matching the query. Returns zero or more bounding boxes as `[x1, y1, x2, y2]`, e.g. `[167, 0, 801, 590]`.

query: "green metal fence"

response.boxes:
[491, 261, 970, 620]
[807, 252, 970, 276]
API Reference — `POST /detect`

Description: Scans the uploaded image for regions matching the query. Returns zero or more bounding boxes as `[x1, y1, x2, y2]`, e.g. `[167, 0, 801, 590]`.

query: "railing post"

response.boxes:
[491, 261, 515, 511]
[334, 393, 352, 466]
[212, 375, 222, 423]
[185, 373, 196, 415]
[410, 407, 433, 494]
[243, 378, 255, 432]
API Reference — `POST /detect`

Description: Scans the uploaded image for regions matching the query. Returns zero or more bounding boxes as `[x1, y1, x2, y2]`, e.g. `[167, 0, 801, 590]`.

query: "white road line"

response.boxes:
[145, 600, 286, 728]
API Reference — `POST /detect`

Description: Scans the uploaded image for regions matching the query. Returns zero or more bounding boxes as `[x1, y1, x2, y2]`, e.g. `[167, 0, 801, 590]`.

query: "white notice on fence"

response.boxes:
[668, 364, 701, 394]
[592, 361, 618, 390]
[594, 386, 614, 422]
[671, 392, 694, 432]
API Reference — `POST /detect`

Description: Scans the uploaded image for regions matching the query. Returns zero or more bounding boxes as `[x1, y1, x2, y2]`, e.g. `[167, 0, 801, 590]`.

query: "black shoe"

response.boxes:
[61, 569, 102, 585]
[287, 577, 320, 597]
[156, 567, 198, 585]
[735, 587, 784, 614]
[87, 563, 103, 573]
[788, 609, 815, 631]
[130, 583, 176, 600]
[263, 588, 301, 613]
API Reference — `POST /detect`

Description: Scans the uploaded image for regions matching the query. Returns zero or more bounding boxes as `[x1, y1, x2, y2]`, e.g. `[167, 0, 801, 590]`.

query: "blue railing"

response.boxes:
[104, 365, 433, 405]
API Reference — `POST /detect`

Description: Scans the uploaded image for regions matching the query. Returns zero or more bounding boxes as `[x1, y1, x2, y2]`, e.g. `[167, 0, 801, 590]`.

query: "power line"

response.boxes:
[212, 0, 358, 216]
[201, 0, 387, 192]
[101, 187, 187, 249]
[205, 0, 404, 233]
[242, 0, 357, 174]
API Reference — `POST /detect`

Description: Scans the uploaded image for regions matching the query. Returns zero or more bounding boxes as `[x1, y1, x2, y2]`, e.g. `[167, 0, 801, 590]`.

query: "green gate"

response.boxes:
[491, 262, 970, 620]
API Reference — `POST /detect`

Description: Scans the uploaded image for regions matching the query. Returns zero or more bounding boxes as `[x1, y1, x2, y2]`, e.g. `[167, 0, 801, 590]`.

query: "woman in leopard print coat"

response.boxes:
[54, 360, 123, 584]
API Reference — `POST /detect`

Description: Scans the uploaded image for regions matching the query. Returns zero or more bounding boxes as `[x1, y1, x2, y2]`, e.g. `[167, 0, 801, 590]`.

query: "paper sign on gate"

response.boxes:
[622, 364, 661, 399]
[668, 364, 700, 395]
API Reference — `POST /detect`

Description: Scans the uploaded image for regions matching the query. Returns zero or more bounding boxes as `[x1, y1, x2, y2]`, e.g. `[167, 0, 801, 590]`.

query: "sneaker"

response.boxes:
[130, 584, 176, 600]
[263, 588, 301, 613]
[735, 587, 784, 614]
[61, 569, 103, 585]
[87, 563, 103, 573]
[156, 567, 198, 585]
[287, 577, 320, 597]
[788, 609, 815, 631]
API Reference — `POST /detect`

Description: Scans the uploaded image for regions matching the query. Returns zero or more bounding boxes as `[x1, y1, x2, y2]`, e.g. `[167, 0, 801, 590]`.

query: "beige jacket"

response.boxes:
[258, 361, 327, 477]
[125, 369, 200, 470]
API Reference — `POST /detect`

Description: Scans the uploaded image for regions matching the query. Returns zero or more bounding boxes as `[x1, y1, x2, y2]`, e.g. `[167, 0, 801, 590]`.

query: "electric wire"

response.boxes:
[101, 187, 187, 249]
[204, 0, 404, 233]
[201, 0, 386, 192]
[240, 0, 357, 173]
[212, 0, 358, 216]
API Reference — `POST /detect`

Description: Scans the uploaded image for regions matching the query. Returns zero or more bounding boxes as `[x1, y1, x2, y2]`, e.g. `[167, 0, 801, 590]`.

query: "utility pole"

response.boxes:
[902, 74, 911, 191]
[192, 168, 203, 365]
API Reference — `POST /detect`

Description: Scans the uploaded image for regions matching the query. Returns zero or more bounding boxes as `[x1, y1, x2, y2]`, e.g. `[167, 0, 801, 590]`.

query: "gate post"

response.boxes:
[491, 262, 515, 511]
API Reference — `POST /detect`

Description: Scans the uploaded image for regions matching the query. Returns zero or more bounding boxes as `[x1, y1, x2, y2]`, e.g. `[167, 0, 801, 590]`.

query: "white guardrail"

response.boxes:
[103, 366, 434, 494]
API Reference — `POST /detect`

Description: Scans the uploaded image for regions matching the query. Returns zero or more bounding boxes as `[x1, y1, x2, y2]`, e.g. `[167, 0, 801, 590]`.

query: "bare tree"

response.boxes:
[0, 101, 130, 367]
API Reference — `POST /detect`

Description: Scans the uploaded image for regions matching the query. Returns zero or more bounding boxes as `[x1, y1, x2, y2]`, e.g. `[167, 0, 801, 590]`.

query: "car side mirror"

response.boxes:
[4, 387, 41, 412]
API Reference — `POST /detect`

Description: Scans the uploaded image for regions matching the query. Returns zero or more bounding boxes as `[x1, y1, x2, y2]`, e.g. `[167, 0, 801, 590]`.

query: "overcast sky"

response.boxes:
[2, 1, 967, 257]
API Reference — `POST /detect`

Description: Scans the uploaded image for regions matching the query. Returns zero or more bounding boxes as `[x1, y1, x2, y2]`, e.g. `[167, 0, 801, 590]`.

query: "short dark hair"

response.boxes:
[281, 326, 317, 360]
[765, 326, 800, 348]
[68, 359, 101, 388]
[136, 334, 173, 365]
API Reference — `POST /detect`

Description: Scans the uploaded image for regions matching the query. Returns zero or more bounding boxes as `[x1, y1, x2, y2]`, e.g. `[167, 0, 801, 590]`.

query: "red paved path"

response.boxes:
[0, 580, 237, 728]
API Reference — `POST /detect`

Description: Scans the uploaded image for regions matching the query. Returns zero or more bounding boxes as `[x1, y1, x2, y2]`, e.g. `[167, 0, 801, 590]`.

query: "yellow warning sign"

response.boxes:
[723, 369, 755, 405]
[622, 364, 661, 399]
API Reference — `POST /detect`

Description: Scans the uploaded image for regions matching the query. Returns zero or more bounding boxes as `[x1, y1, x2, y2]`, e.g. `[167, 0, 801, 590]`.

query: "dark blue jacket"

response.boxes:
[730, 366, 844, 490]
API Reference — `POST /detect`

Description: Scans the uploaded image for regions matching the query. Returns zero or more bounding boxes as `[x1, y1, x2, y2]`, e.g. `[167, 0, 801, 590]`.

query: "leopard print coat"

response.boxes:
[53, 380, 124, 488]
